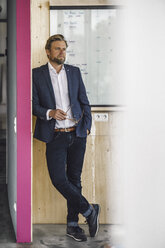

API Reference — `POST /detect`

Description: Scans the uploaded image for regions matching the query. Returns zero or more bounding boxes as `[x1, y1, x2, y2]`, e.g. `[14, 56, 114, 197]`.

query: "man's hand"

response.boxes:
[87, 129, 90, 135]
[49, 109, 67, 120]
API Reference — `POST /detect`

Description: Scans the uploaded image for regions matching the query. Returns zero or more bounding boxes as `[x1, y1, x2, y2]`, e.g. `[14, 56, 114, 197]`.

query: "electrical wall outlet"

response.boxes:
[94, 113, 108, 122]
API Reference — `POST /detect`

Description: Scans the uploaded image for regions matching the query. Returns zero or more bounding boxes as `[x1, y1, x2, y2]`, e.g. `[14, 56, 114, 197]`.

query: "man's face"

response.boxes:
[46, 40, 67, 65]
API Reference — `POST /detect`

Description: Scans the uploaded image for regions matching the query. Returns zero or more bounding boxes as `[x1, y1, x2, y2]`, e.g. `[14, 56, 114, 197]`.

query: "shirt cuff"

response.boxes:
[46, 109, 52, 120]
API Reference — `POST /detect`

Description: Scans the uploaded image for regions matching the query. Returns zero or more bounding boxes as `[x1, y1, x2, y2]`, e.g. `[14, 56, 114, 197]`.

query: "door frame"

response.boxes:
[16, 0, 31, 242]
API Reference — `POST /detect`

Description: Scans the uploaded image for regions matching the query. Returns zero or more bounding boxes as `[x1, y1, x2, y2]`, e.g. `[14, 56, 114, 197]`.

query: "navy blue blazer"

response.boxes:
[32, 63, 92, 143]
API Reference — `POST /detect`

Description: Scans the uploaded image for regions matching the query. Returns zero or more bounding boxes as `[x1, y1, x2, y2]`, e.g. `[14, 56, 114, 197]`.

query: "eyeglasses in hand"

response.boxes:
[65, 105, 84, 125]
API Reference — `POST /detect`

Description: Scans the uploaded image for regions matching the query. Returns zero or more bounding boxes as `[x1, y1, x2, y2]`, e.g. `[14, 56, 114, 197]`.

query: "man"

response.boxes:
[33, 34, 100, 242]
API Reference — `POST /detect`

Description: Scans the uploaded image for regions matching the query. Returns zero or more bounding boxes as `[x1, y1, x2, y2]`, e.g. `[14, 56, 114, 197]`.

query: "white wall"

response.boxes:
[121, 1, 165, 247]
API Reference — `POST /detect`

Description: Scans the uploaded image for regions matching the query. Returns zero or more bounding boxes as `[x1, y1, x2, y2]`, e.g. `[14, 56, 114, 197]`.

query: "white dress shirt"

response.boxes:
[47, 62, 74, 129]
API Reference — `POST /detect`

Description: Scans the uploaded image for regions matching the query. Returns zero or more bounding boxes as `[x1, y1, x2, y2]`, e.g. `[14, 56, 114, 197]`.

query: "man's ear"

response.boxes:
[46, 49, 50, 58]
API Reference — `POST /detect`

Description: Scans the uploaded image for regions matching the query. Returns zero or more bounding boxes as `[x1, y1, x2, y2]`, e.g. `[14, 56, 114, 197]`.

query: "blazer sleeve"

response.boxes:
[32, 69, 48, 121]
[78, 68, 92, 131]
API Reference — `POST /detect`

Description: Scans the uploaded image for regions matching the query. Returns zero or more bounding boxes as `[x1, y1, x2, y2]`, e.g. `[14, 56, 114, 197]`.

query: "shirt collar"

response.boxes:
[48, 62, 65, 74]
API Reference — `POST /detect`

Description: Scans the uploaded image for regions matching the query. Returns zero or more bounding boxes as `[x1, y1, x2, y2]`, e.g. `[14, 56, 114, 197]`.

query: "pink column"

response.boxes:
[16, 0, 31, 243]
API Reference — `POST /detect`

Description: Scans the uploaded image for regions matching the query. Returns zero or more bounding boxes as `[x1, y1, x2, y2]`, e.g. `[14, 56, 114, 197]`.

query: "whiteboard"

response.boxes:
[50, 6, 124, 106]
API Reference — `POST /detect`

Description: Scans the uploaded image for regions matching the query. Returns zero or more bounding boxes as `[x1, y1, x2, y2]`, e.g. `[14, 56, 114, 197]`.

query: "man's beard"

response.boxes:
[50, 56, 65, 65]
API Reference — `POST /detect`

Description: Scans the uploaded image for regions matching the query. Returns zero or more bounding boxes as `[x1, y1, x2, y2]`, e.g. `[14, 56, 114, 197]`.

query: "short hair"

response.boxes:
[45, 34, 68, 50]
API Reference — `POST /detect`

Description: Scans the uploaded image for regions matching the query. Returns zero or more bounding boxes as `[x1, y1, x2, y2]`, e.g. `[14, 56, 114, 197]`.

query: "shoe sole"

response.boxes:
[91, 204, 101, 237]
[66, 233, 87, 242]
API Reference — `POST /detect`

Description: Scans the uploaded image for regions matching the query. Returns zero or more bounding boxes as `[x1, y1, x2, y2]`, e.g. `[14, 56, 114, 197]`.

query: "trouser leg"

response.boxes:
[46, 132, 91, 217]
[66, 136, 87, 225]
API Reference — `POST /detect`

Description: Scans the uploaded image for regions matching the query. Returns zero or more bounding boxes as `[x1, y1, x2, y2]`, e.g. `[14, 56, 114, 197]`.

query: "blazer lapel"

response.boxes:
[42, 64, 56, 106]
[64, 64, 73, 103]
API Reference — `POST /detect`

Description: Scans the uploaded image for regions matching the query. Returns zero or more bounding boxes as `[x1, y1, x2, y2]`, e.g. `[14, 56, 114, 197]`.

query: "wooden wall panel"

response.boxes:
[31, 0, 123, 224]
[33, 134, 67, 223]
[31, 0, 49, 68]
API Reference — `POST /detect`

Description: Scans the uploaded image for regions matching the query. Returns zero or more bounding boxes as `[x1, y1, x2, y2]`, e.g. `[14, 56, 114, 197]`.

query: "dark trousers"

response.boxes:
[46, 131, 90, 224]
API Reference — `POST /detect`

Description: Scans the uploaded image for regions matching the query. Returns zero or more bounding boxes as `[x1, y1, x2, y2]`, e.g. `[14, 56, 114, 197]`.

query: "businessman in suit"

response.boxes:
[33, 34, 100, 242]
